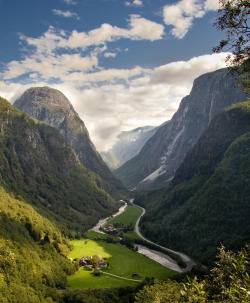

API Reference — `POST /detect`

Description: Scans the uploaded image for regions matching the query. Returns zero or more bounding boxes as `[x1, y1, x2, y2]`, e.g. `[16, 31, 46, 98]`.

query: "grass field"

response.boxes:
[123, 231, 141, 240]
[85, 230, 119, 242]
[105, 205, 143, 228]
[67, 239, 176, 289]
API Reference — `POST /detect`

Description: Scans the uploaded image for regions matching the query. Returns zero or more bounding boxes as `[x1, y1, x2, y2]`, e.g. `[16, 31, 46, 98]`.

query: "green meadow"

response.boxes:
[85, 230, 119, 242]
[67, 239, 176, 289]
[105, 205, 143, 228]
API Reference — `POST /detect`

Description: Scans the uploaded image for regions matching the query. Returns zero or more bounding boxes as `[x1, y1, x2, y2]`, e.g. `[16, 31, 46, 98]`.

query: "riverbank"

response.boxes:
[89, 200, 194, 273]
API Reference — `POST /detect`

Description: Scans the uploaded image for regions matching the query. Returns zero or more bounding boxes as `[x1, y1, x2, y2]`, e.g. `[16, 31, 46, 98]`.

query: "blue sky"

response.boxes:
[0, 0, 229, 150]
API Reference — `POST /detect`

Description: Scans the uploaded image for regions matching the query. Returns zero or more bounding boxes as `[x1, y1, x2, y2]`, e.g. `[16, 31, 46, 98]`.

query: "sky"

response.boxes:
[0, 0, 229, 151]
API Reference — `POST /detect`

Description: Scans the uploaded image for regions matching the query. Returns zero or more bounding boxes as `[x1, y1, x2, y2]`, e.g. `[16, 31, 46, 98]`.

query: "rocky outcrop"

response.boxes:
[115, 68, 248, 189]
[14, 87, 123, 195]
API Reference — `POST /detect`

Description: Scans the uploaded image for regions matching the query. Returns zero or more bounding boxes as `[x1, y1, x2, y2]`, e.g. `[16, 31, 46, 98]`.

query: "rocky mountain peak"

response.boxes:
[14, 86, 123, 196]
[115, 68, 248, 189]
[15, 86, 74, 111]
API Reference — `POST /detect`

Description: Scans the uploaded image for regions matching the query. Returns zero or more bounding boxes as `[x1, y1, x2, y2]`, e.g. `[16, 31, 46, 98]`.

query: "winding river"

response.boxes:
[90, 200, 194, 273]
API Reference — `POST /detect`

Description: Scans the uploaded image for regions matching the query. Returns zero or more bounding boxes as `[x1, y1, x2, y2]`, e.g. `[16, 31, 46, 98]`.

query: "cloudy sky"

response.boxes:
[0, 0, 229, 151]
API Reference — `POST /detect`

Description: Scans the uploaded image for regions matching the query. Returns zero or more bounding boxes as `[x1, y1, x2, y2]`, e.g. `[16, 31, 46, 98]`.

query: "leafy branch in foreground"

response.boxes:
[213, 0, 250, 92]
[135, 244, 250, 302]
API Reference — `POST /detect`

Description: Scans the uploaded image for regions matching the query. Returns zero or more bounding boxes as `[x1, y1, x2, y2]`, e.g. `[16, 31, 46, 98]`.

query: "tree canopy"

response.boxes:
[213, 0, 250, 92]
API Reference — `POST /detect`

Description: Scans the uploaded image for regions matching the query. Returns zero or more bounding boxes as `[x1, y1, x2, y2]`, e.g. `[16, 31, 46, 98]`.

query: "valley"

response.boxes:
[0, 66, 249, 302]
[66, 202, 183, 289]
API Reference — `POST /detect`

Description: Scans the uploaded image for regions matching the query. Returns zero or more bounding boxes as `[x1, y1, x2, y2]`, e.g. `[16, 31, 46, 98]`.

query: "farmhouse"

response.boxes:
[79, 255, 108, 269]
[105, 224, 116, 232]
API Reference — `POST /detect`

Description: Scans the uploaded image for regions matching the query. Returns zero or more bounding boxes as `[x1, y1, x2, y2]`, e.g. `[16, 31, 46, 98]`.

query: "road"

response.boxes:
[90, 199, 194, 273]
[134, 204, 194, 272]
[100, 271, 142, 282]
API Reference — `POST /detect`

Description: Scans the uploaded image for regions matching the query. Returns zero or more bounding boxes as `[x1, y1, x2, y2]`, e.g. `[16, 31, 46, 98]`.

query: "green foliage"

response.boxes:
[62, 286, 141, 303]
[135, 245, 250, 303]
[0, 96, 118, 236]
[0, 184, 75, 302]
[213, 0, 250, 92]
[206, 244, 250, 302]
[135, 280, 182, 303]
[135, 101, 250, 263]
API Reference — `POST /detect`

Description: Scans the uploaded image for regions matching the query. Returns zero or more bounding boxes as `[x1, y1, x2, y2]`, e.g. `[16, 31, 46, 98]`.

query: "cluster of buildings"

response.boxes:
[79, 255, 108, 269]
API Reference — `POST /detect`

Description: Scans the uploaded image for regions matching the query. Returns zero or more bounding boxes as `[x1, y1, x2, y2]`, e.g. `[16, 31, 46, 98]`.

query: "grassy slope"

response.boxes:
[67, 239, 176, 289]
[0, 185, 75, 303]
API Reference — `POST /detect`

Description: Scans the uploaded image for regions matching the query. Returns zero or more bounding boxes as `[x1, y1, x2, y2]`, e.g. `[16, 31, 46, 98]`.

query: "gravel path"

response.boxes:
[100, 271, 142, 282]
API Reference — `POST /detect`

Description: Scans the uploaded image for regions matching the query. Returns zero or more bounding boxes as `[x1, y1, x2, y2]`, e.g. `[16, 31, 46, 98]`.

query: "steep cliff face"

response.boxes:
[135, 101, 250, 263]
[14, 87, 123, 195]
[115, 68, 248, 189]
[0, 96, 117, 232]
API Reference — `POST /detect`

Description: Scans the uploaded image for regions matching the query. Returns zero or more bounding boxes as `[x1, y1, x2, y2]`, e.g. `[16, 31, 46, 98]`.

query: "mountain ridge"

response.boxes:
[0, 96, 118, 234]
[115, 68, 248, 189]
[135, 100, 250, 263]
[14, 86, 124, 197]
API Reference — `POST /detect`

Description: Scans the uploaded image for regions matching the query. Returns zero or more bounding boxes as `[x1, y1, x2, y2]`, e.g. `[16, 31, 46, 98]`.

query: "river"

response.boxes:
[90, 200, 194, 273]
[90, 201, 127, 233]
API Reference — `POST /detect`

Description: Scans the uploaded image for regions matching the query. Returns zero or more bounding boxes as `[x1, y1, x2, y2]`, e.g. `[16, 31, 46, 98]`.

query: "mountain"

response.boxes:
[14, 87, 124, 197]
[0, 96, 124, 300]
[135, 100, 250, 264]
[100, 151, 120, 170]
[115, 68, 248, 189]
[101, 125, 160, 169]
[0, 96, 118, 234]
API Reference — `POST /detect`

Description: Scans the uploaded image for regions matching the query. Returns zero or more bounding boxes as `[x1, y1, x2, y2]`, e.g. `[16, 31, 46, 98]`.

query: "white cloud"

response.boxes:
[125, 0, 143, 6]
[104, 52, 117, 58]
[58, 15, 164, 49]
[61, 0, 77, 5]
[52, 9, 79, 19]
[163, 0, 220, 39]
[16, 15, 163, 55]
[0, 14, 228, 152]
[204, 0, 220, 11]
[1, 15, 164, 82]
[125, 0, 143, 7]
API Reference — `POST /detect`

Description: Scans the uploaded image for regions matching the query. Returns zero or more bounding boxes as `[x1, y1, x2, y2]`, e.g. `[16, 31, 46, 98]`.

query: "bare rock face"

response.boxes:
[115, 68, 248, 189]
[14, 87, 122, 194]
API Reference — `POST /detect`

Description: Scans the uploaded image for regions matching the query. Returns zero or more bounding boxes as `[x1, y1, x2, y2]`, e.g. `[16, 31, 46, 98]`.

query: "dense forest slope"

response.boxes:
[0, 96, 118, 235]
[135, 101, 250, 264]
[0, 184, 76, 302]
[115, 69, 247, 189]
[14, 87, 124, 197]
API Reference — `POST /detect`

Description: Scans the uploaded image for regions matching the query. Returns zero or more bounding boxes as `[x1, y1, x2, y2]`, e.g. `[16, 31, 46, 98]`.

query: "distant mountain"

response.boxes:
[14, 87, 124, 197]
[135, 100, 250, 264]
[101, 125, 160, 169]
[0, 96, 117, 233]
[100, 151, 120, 170]
[115, 68, 248, 189]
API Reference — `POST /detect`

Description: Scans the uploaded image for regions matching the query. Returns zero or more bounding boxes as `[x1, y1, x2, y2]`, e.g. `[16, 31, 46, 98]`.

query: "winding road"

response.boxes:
[90, 200, 194, 273]
[134, 204, 194, 273]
